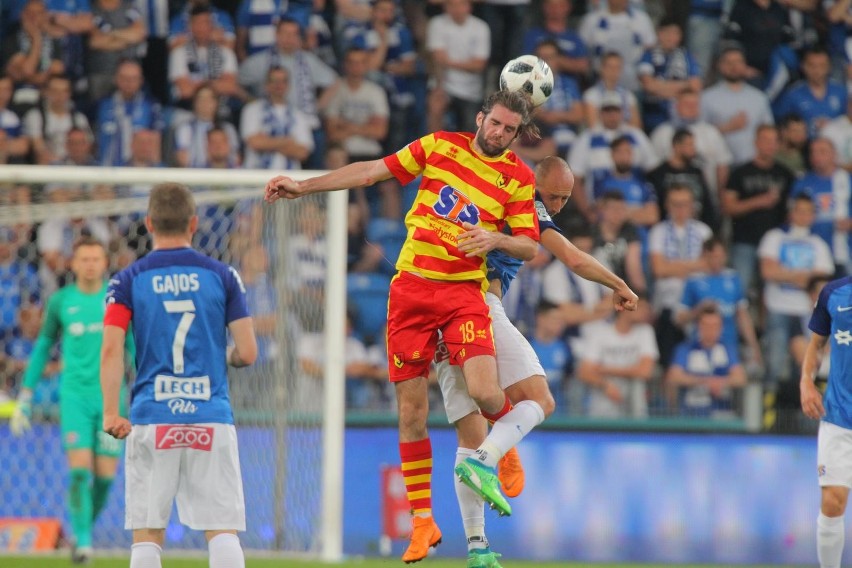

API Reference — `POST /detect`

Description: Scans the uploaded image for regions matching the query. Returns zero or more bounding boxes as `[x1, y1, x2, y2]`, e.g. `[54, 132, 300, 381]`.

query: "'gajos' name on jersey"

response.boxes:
[152, 273, 200, 294]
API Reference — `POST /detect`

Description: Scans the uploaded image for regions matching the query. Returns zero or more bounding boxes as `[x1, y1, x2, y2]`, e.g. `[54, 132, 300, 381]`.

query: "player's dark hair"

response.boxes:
[482, 89, 540, 140]
[72, 234, 106, 253]
[148, 183, 196, 235]
[702, 235, 725, 253]
[671, 128, 693, 147]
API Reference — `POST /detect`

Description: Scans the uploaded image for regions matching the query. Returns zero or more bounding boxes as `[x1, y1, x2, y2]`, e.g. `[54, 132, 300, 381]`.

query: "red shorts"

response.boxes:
[386, 272, 495, 382]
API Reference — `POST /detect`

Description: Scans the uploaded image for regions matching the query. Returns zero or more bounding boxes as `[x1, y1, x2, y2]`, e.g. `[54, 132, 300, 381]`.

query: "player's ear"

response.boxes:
[188, 215, 199, 235]
[475, 111, 484, 129]
[144, 215, 153, 233]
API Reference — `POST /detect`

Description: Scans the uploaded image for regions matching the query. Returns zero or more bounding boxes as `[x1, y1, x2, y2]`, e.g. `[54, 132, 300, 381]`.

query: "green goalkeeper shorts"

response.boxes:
[59, 389, 127, 457]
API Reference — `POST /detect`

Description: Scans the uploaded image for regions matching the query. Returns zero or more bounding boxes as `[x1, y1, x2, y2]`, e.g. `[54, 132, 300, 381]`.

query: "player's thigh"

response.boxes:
[59, 391, 98, 453]
[125, 425, 182, 530]
[441, 282, 495, 367]
[386, 273, 442, 381]
[176, 424, 246, 532]
[818, 421, 852, 489]
[434, 341, 479, 425]
[487, 293, 546, 390]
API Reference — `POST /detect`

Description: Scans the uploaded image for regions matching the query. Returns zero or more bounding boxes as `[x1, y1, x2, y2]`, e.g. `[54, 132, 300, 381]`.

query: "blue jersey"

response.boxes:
[680, 269, 746, 348]
[809, 276, 852, 429]
[773, 80, 847, 137]
[593, 170, 656, 207]
[672, 339, 740, 416]
[107, 248, 249, 425]
[791, 171, 852, 260]
[486, 194, 561, 296]
[522, 27, 587, 61]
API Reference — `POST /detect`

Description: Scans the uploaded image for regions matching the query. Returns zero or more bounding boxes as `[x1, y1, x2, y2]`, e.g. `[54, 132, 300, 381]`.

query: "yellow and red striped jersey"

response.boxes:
[383, 131, 539, 282]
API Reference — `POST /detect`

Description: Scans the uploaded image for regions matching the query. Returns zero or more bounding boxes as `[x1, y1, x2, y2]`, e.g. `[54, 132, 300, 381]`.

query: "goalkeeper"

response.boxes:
[11, 236, 134, 565]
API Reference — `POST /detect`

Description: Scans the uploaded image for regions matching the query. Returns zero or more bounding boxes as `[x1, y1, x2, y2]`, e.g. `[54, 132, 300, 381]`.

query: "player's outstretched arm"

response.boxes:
[541, 229, 638, 311]
[264, 159, 394, 202]
[801, 332, 828, 420]
[101, 325, 131, 439]
[227, 317, 258, 368]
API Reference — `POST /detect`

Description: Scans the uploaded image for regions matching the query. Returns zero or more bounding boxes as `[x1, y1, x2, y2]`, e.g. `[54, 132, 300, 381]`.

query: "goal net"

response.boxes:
[0, 166, 347, 559]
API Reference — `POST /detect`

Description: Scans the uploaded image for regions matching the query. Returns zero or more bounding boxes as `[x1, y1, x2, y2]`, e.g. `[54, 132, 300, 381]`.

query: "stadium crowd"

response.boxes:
[0, 0, 851, 429]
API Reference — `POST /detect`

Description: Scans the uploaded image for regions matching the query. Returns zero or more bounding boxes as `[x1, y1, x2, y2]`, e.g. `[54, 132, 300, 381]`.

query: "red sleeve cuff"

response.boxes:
[104, 303, 132, 331]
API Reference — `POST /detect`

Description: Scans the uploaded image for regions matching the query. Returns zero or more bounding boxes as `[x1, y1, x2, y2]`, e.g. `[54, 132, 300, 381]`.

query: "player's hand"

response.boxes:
[457, 222, 500, 257]
[9, 399, 32, 436]
[801, 379, 825, 420]
[612, 285, 639, 312]
[264, 176, 303, 203]
[103, 415, 132, 440]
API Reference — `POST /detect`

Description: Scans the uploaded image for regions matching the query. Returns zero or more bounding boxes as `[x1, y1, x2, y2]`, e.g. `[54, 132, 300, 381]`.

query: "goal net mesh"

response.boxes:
[0, 172, 339, 554]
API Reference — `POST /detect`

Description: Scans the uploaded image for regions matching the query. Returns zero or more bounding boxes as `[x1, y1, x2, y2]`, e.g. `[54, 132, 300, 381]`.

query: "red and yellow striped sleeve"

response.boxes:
[504, 171, 539, 241]
[383, 134, 436, 185]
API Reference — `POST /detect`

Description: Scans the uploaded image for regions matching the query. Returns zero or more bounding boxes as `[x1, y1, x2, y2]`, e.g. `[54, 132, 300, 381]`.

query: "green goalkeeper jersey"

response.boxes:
[23, 282, 133, 398]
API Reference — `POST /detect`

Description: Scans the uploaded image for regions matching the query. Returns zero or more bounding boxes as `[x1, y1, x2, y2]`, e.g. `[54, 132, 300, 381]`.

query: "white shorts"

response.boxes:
[817, 421, 852, 488]
[437, 292, 545, 424]
[124, 423, 246, 531]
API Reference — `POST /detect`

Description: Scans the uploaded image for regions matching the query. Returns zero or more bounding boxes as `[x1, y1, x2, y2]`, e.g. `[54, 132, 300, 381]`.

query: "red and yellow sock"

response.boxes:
[400, 438, 432, 516]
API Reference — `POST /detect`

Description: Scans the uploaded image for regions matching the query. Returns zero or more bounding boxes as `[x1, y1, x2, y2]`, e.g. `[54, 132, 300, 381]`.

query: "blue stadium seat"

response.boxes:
[346, 272, 391, 340]
[366, 218, 407, 275]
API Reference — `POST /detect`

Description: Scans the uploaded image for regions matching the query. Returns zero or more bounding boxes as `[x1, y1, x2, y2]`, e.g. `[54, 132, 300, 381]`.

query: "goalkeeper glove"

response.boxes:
[10, 390, 33, 436]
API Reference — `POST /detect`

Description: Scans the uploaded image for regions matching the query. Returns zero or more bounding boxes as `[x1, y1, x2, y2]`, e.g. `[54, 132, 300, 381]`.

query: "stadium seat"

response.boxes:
[366, 218, 407, 275]
[347, 272, 391, 340]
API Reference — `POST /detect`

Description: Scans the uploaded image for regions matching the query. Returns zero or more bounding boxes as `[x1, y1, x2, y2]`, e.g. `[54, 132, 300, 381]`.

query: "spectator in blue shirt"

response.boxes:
[774, 47, 847, 137]
[593, 136, 660, 232]
[637, 18, 702, 132]
[667, 304, 747, 418]
[790, 137, 852, 273]
[96, 60, 164, 167]
[675, 236, 762, 368]
[521, 0, 588, 79]
[0, 228, 40, 335]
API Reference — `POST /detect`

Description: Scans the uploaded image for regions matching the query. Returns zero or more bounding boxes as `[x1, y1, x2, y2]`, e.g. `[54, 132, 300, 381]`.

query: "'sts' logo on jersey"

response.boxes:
[433, 185, 480, 225]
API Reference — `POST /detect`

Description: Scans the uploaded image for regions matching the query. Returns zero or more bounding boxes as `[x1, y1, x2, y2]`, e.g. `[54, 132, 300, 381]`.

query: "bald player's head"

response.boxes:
[535, 156, 575, 215]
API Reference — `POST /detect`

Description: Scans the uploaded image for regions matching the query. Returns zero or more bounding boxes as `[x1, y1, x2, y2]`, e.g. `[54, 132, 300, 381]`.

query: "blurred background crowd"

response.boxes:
[1, 0, 851, 431]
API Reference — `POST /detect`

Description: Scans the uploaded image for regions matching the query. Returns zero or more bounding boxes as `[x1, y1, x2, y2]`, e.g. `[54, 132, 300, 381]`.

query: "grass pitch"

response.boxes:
[0, 556, 808, 568]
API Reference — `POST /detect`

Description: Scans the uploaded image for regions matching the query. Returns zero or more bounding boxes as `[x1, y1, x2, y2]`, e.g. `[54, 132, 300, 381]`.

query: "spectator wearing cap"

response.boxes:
[701, 46, 774, 166]
[582, 52, 641, 130]
[568, 90, 659, 222]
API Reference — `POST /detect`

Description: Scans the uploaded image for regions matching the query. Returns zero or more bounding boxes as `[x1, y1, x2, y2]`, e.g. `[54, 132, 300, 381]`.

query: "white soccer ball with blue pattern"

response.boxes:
[499, 55, 554, 108]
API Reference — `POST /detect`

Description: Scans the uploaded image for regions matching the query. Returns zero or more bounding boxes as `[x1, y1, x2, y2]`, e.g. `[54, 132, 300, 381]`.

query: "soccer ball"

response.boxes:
[499, 55, 554, 107]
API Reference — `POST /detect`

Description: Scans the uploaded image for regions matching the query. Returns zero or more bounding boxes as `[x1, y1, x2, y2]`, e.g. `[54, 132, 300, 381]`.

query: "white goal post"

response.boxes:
[0, 165, 348, 561]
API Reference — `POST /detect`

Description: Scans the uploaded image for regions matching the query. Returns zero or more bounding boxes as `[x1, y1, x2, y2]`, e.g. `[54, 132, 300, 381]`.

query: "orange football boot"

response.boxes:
[402, 516, 442, 564]
[497, 447, 525, 498]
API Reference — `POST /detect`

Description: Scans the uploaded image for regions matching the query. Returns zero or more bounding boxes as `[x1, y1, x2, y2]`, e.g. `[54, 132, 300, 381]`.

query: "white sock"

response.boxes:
[455, 448, 487, 552]
[130, 542, 162, 568]
[818, 512, 845, 568]
[209, 533, 245, 568]
[473, 400, 544, 468]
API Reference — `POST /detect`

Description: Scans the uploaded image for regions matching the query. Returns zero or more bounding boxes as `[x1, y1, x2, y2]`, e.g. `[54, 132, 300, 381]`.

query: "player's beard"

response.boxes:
[475, 129, 510, 157]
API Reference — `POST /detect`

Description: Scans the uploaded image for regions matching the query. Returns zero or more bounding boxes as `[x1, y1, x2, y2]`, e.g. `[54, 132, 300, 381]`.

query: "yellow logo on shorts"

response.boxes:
[393, 353, 404, 368]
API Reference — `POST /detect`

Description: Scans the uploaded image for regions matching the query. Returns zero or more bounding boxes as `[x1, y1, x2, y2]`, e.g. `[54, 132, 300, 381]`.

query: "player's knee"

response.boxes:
[822, 488, 849, 517]
[396, 397, 429, 438]
[537, 391, 556, 418]
[466, 382, 502, 410]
